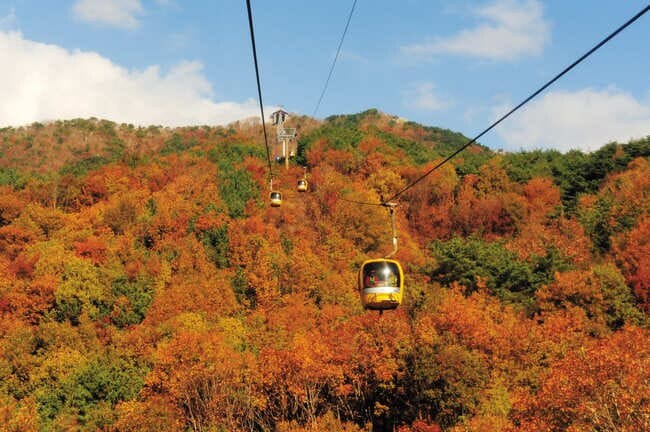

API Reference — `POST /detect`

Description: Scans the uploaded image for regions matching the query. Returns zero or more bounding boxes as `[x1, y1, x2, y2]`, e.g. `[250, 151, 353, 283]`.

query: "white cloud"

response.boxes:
[0, 8, 17, 30]
[493, 88, 650, 152]
[402, 0, 550, 61]
[73, 0, 143, 29]
[0, 31, 267, 127]
[403, 82, 447, 111]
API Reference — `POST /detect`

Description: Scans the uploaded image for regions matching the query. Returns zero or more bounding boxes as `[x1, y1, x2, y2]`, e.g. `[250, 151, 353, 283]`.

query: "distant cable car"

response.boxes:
[270, 191, 282, 207]
[297, 179, 308, 192]
[358, 202, 404, 311]
[269, 178, 282, 207]
[359, 258, 403, 310]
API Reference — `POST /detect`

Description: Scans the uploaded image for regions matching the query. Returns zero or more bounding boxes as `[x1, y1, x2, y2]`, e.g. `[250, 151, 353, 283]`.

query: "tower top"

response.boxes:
[270, 109, 289, 126]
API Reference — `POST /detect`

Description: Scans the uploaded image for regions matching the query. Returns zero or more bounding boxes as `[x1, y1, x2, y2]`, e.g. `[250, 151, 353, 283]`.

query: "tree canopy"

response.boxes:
[0, 112, 647, 431]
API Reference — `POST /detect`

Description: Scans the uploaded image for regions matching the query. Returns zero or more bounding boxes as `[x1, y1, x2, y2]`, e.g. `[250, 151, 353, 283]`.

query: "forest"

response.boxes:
[0, 109, 648, 431]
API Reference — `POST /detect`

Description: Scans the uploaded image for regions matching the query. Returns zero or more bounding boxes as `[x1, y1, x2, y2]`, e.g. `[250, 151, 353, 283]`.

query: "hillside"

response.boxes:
[0, 110, 648, 431]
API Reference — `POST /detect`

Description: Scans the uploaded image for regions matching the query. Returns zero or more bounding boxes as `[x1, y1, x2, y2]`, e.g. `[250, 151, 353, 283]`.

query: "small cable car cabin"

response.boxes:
[297, 179, 308, 192]
[358, 258, 403, 310]
[270, 191, 282, 207]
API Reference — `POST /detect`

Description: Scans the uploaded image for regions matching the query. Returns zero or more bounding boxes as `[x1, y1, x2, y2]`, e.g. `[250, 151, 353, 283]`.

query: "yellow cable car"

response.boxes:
[297, 179, 308, 192]
[357, 202, 404, 311]
[358, 258, 403, 310]
[270, 191, 282, 207]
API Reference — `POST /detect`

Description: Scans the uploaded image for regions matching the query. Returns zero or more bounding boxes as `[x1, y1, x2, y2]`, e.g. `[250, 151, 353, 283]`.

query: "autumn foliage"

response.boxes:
[0, 113, 647, 431]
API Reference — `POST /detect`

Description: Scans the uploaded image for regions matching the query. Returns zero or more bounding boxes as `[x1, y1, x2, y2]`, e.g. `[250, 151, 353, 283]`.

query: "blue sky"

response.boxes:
[0, 0, 648, 152]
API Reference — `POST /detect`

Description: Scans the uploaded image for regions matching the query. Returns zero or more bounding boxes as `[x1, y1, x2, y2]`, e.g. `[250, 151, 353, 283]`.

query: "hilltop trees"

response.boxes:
[0, 113, 647, 430]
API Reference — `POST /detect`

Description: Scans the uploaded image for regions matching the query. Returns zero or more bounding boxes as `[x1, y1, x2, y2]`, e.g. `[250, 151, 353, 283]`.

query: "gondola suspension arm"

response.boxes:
[384, 202, 398, 259]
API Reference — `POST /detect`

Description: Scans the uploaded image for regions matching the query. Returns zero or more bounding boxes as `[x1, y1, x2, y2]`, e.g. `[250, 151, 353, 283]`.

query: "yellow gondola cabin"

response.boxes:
[358, 258, 403, 310]
[297, 179, 308, 192]
[270, 191, 282, 207]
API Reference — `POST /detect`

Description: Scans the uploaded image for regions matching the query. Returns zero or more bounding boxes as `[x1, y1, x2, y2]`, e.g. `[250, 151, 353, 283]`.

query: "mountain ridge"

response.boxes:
[0, 108, 648, 431]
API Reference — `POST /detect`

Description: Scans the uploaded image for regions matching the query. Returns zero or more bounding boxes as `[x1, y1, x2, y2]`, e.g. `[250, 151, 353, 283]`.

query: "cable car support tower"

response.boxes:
[271, 109, 297, 170]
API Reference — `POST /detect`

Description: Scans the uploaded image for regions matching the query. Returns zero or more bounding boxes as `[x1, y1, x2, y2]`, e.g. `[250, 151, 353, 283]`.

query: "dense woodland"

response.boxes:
[0, 109, 648, 431]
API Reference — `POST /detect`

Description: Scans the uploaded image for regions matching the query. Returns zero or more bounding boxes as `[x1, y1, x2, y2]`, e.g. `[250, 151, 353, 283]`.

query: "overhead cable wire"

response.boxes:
[245, 0, 273, 178]
[339, 196, 384, 207]
[377, 4, 650, 204]
[312, 0, 359, 118]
